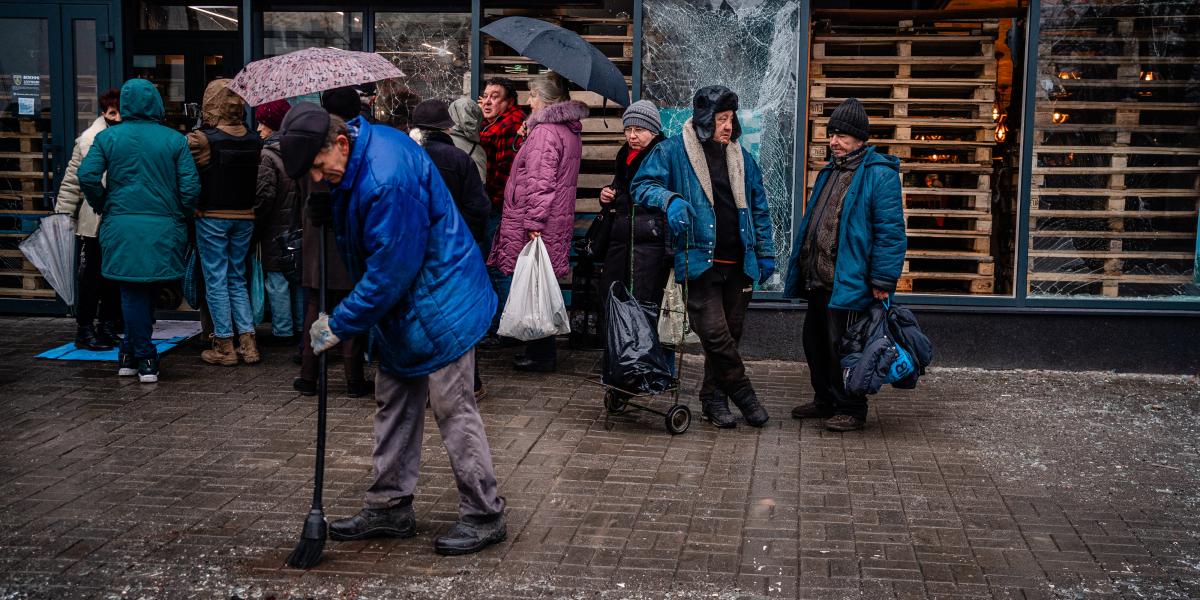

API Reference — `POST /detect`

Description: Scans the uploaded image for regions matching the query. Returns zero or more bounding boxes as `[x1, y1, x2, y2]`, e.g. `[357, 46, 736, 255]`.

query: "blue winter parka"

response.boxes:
[327, 118, 496, 377]
[630, 119, 775, 283]
[783, 146, 906, 311]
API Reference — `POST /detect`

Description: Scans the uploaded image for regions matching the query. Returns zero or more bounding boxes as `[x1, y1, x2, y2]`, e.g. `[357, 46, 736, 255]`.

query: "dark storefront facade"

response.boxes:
[1, 0, 1197, 371]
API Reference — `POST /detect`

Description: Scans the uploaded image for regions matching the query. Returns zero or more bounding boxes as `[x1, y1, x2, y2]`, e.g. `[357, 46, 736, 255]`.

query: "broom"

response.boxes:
[286, 219, 330, 569]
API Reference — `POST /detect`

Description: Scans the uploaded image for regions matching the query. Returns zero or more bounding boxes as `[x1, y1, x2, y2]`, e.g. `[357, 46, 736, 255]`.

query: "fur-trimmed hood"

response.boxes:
[526, 100, 589, 132]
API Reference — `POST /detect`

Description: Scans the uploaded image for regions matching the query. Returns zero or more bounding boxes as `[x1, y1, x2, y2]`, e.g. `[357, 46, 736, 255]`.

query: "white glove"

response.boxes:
[310, 312, 340, 355]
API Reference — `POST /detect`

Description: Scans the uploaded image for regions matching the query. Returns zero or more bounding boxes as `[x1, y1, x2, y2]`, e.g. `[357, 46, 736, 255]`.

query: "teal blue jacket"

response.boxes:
[784, 146, 906, 310]
[79, 79, 200, 282]
[630, 120, 775, 283]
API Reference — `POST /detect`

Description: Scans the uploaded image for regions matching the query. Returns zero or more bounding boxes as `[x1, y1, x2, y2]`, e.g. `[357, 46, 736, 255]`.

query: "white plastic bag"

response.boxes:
[497, 237, 571, 341]
[657, 270, 698, 345]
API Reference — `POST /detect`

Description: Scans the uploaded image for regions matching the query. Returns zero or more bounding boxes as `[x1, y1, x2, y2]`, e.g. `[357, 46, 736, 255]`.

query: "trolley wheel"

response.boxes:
[604, 389, 629, 414]
[665, 404, 691, 435]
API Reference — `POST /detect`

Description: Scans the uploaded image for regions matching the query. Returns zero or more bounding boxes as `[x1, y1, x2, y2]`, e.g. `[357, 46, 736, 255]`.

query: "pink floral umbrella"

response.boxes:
[228, 47, 405, 106]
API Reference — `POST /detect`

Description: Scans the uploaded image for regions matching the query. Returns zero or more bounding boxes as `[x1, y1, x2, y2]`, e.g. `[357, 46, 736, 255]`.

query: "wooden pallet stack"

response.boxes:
[0, 118, 54, 300]
[1028, 2, 1200, 297]
[808, 18, 1001, 294]
[482, 8, 632, 310]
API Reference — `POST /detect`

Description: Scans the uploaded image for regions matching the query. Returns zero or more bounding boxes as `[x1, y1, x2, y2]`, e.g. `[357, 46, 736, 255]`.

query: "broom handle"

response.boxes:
[313, 223, 328, 509]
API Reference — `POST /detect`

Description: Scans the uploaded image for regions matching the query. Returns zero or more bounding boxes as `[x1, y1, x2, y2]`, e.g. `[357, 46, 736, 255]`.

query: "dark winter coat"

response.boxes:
[784, 146, 906, 311]
[79, 78, 200, 282]
[599, 136, 672, 306]
[300, 178, 356, 291]
[411, 128, 490, 246]
[487, 100, 588, 278]
[255, 134, 299, 272]
[327, 117, 495, 378]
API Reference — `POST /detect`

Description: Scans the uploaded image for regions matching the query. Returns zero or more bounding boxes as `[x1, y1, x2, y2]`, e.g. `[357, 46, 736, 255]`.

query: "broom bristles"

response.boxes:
[285, 509, 328, 569]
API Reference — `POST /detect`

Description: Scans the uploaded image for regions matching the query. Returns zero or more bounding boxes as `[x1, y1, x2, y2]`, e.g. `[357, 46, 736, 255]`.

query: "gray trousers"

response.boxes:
[364, 349, 505, 520]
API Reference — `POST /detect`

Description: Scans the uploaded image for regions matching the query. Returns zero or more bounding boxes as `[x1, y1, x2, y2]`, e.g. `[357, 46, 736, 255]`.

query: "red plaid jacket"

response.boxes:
[479, 105, 527, 208]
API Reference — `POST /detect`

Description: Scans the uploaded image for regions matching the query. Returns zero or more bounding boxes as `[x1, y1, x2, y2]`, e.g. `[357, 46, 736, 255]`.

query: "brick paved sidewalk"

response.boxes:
[0, 316, 1197, 600]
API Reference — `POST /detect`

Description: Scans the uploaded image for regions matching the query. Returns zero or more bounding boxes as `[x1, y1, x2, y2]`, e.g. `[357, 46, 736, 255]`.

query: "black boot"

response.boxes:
[75, 325, 114, 351]
[292, 378, 317, 396]
[346, 379, 375, 398]
[329, 500, 416, 541]
[730, 387, 769, 427]
[434, 512, 507, 556]
[96, 321, 123, 346]
[701, 391, 737, 428]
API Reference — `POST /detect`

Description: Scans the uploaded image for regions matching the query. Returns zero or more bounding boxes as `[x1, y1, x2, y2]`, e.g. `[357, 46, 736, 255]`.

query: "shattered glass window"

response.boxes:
[642, 0, 800, 291]
[1029, 0, 1200, 299]
[374, 13, 472, 127]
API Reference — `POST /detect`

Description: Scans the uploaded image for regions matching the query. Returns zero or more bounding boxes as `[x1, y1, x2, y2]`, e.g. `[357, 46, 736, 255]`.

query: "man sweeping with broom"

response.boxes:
[279, 103, 506, 559]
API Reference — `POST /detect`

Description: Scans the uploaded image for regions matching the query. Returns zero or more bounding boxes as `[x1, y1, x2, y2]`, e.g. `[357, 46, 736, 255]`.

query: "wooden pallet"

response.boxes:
[806, 17, 1004, 295]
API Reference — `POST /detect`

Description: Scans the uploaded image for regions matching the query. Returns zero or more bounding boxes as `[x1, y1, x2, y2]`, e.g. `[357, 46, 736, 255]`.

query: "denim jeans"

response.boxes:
[484, 208, 512, 334]
[196, 217, 255, 339]
[265, 270, 303, 337]
[119, 282, 158, 360]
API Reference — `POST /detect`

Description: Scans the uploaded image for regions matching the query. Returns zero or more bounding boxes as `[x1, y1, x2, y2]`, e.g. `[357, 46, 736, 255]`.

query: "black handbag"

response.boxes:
[274, 189, 304, 285]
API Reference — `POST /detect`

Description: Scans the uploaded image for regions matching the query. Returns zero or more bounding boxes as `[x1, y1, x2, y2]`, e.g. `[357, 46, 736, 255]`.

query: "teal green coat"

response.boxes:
[79, 79, 200, 282]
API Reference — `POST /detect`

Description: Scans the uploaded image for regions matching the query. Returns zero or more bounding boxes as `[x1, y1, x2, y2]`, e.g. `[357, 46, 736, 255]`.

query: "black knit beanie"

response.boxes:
[828, 98, 869, 141]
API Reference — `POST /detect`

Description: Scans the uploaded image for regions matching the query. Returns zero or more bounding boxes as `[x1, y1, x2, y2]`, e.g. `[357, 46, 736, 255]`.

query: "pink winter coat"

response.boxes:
[487, 100, 588, 277]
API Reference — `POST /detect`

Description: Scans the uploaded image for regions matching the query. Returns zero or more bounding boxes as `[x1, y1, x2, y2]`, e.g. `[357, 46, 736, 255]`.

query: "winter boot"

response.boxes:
[346, 379, 375, 398]
[97, 321, 123, 346]
[730, 387, 769, 427]
[292, 377, 317, 396]
[236, 332, 261, 364]
[701, 391, 737, 428]
[75, 325, 114, 351]
[434, 512, 507, 556]
[791, 400, 835, 420]
[824, 414, 866, 432]
[329, 498, 416, 541]
[201, 336, 239, 366]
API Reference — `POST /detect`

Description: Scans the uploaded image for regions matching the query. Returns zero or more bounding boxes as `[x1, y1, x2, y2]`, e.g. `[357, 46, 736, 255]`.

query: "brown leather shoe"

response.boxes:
[791, 401, 834, 420]
[237, 332, 261, 364]
[824, 414, 865, 432]
[201, 336, 238, 366]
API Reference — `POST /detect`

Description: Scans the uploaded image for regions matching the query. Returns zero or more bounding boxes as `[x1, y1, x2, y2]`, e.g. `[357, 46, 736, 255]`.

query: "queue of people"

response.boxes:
[60, 71, 903, 555]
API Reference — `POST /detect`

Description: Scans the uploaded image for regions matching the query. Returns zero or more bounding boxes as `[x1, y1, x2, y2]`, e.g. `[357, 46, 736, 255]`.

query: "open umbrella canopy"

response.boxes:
[19, 214, 75, 306]
[228, 47, 404, 106]
[481, 16, 630, 107]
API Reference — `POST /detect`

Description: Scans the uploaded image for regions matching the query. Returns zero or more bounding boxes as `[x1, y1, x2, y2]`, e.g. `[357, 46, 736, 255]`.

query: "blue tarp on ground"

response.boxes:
[37, 320, 202, 361]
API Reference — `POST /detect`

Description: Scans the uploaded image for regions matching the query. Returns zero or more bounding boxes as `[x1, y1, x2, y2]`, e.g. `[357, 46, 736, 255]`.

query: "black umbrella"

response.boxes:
[481, 16, 630, 107]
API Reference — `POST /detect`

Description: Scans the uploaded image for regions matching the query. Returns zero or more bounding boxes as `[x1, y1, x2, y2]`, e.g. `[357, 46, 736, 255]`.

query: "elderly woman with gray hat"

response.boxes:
[597, 100, 670, 310]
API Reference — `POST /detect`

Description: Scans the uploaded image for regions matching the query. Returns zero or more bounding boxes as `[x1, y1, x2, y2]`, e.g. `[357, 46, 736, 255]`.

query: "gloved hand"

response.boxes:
[309, 312, 340, 354]
[757, 257, 776, 285]
[306, 191, 333, 228]
[666, 197, 693, 238]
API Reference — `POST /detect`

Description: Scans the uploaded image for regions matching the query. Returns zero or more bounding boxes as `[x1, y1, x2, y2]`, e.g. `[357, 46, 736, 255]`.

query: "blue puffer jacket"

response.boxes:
[630, 119, 775, 283]
[328, 118, 496, 377]
[783, 146, 906, 311]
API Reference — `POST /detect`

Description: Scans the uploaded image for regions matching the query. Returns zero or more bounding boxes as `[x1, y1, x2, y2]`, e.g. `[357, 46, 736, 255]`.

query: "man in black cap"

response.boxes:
[783, 97, 907, 432]
[631, 85, 776, 429]
[278, 102, 506, 555]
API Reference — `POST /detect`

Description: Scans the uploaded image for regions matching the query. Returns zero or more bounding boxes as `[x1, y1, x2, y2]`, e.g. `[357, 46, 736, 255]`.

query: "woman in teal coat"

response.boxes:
[79, 78, 200, 383]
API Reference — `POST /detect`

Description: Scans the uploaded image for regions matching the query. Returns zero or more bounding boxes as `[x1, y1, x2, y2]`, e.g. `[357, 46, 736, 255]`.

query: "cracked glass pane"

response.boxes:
[374, 13, 472, 128]
[642, 0, 800, 291]
[263, 12, 363, 58]
[1029, 0, 1200, 299]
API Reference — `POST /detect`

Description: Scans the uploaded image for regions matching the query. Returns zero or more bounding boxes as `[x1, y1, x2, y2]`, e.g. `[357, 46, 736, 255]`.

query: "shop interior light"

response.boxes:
[1139, 70, 1157, 81]
[995, 113, 1008, 142]
[1051, 111, 1069, 124]
[1056, 68, 1081, 80]
[992, 104, 1000, 122]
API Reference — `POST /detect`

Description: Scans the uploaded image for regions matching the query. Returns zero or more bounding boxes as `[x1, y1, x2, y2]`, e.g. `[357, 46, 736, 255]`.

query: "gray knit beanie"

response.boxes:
[622, 99, 661, 135]
[828, 97, 870, 141]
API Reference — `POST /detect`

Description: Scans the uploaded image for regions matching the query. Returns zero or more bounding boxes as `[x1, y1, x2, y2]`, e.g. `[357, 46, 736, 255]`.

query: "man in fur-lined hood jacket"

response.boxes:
[631, 85, 775, 430]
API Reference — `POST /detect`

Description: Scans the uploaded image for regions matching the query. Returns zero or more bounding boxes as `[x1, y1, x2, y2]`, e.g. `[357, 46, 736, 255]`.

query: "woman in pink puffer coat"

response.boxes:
[487, 72, 587, 372]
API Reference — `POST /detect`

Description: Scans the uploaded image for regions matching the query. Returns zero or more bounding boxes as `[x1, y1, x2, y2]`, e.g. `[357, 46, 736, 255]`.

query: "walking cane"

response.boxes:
[286, 219, 329, 569]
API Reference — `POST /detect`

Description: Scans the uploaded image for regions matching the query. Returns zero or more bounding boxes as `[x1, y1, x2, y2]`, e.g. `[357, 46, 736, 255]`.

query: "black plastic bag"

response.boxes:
[274, 229, 303, 285]
[603, 282, 675, 395]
